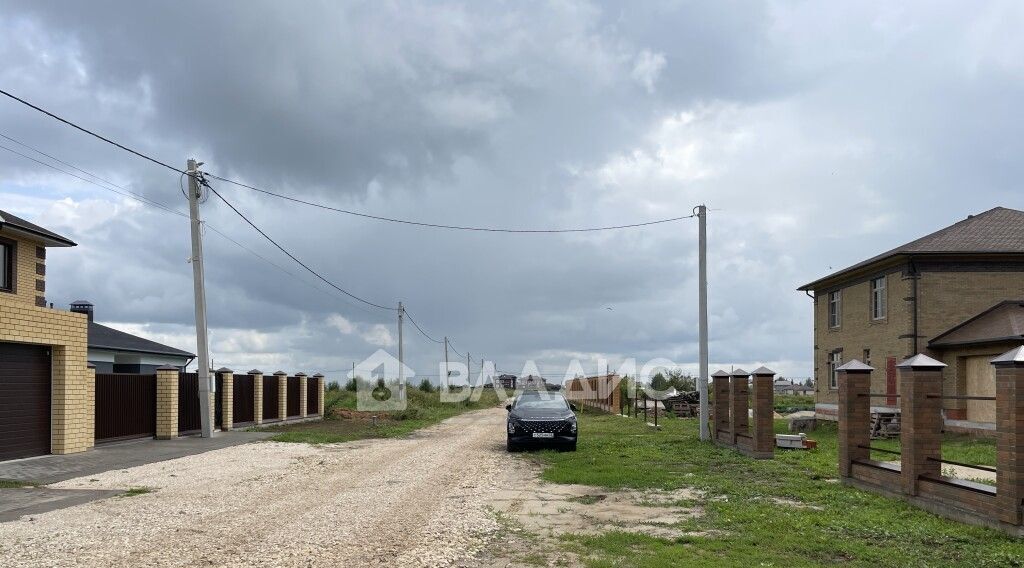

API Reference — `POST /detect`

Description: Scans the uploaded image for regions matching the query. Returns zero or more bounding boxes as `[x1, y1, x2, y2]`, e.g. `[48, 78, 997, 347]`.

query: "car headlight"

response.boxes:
[568, 418, 577, 433]
[507, 420, 517, 434]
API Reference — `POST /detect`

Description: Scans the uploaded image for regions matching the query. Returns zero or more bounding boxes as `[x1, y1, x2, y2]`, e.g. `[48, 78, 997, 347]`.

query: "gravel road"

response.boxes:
[0, 407, 514, 567]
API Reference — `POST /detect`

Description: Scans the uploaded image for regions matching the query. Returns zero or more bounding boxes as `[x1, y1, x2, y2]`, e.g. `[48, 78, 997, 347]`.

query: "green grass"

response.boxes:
[525, 414, 1021, 567]
[774, 393, 815, 413]
[267, 387, 501, 444]
[118, 487, 153, 498]
[0, 478, 37, 488]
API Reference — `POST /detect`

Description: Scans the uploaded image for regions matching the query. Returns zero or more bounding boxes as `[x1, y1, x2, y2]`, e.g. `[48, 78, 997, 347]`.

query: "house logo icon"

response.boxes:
[352, 349, 415, 411]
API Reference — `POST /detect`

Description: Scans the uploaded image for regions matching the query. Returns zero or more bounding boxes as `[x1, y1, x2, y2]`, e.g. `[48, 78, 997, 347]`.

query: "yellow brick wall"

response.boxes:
[814, 268, 913, 404]
[2, 233, 46, 307]
[0, 295, 91, 454]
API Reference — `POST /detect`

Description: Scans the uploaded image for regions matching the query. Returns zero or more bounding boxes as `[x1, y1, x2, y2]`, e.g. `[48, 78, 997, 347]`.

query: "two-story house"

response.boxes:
[798, 207, 1024, 434]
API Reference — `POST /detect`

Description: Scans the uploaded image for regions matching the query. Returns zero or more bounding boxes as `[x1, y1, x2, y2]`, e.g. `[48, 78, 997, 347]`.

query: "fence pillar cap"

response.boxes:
[248, 369, 263, 375]
[730, 368, 750, 377]
[312, 373, 324, 378]
[273, 370, 288, 376]
[295, 372, 307, 377]
[86, 362, 96, 369]
[216, 367, 233, 373]
[896, 354, 947, 369]
[837, 359, 874, 373]
[711, 370, 731, 378]
[751, 366, 775, 376]
[156, 364, 179, 371]
[991, 345, 1024, 366]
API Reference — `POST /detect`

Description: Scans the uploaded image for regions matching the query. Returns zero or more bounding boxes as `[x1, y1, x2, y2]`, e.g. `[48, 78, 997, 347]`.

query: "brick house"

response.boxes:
[798, 207, 1024, 433]
[0, 210, 92, 460]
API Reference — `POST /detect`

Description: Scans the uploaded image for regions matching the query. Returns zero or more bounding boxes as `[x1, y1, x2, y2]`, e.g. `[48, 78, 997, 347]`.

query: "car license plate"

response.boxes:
[532, 432, 554, 438]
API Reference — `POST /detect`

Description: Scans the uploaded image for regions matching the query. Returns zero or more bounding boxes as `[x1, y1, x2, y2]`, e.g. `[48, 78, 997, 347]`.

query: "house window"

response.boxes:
[0, 239, 13, 293]
[828, 291, 842, 328]
[863, 349, 871, 367]
[828, 350, 842, 389]
[870, 276, 886, 320]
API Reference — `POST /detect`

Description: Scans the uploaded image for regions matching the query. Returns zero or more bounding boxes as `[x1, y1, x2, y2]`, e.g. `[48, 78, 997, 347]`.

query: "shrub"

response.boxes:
[418, 379, 434, 393]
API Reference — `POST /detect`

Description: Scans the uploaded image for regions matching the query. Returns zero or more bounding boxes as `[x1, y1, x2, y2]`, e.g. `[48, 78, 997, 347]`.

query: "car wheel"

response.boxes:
[562, 440, 577, 452]
[506, 437, 518, 452]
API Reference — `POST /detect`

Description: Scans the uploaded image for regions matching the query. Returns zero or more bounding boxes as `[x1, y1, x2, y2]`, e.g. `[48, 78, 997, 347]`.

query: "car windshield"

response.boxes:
[514, 397, 568, 410]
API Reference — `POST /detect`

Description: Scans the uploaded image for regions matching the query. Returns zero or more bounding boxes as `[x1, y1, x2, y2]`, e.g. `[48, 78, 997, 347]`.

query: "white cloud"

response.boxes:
[361, 324, 395, 348]
[326, 313, 355, 335]
[631, 49, 666, 93]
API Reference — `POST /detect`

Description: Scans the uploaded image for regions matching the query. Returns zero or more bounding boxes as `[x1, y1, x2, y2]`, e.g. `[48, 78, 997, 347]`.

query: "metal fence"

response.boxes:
[94, 373, 156, 442]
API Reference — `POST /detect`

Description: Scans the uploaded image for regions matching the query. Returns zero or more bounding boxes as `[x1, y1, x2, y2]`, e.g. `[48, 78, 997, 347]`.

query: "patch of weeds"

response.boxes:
[567, 494, 606, 505]
[118, 487, 153, 498]
[0, 479, 37, 488]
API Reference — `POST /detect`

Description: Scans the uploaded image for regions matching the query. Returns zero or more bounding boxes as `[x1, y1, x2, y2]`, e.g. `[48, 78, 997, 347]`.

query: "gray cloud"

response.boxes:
[2, 1, 1023, 381]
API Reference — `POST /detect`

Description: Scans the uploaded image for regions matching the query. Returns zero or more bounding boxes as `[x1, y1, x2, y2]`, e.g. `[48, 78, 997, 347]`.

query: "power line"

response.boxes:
[402, 308, 444, 344]
[0, 88, 184, 174]
[204, 181, 397, 312]
[0, 134, 386, 319]
[0, 88, 697, 234]
[206, 172, 695, 233]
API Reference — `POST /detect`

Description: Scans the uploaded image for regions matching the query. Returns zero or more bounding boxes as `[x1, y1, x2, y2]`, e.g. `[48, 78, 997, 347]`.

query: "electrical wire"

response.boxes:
[402, 308, 444, 344]
[206, 173, 695, 233]
[0, 88, 697, 234]
[204, 182, 398, 312]
[0, 88, 184, 174]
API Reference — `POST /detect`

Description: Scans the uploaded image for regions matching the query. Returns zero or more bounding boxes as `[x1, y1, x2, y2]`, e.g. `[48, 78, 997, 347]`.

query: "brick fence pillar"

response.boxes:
[712, 370, 730, 442]
[297, 372, 308, 418]
[992, 346, 1024, 525]
[729, 368, 750, 444]
[275, 371, 288, 420]
[837, 360, 874, 478]
[751, 366, 775, 458]
[899, 354, 946, 496]
[251, 369, 264, 425]
[155, 365, 179, 440]
[218, 367, 233, 431]
[610, 374, 621, 414]
[313, 373, 325, 416]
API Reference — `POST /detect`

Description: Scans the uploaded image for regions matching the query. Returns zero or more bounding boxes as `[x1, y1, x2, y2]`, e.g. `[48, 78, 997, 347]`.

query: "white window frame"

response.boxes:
[870, 276, 887, 321]
[828, 351, 842, 390]
[828, 291, 841, 329]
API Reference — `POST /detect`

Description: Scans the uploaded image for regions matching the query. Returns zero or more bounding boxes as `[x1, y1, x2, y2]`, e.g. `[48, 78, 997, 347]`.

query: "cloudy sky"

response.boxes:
[1, 1, 1021, 383]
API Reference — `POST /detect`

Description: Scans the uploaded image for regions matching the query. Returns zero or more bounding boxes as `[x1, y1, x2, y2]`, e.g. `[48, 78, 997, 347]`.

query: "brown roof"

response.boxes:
[798, 207, 1024, 291]
[0, 209, 76, 247]
[929, 301, 1024, 348]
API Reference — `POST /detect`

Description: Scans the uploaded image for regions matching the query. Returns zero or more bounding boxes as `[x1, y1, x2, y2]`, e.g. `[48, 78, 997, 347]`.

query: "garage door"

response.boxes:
[965, 355, 997, 423]
[0, 342, 51, 461]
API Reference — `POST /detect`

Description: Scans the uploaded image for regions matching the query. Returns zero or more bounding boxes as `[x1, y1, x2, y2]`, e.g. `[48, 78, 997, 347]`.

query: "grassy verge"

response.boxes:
[526, 414, 1020, 567]
[266, 387, 501, 444]
[0, 479, 37, 488]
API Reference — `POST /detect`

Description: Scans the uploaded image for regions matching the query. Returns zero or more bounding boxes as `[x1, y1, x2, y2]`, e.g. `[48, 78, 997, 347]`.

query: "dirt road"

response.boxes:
[0, 408, 515, 567]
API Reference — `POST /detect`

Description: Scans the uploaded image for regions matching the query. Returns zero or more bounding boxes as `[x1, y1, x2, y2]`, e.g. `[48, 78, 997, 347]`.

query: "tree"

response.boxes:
[650, 372, 670, 392]
[344, 377, 359, 391]
[418, 378, 434, 393]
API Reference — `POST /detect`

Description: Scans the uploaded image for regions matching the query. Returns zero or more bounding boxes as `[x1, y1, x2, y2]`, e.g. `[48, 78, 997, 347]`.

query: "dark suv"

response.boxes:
[505, 391, 578, 452]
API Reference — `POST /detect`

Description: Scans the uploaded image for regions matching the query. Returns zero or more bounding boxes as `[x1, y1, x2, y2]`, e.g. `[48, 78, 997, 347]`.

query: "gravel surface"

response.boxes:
[0, 408, 512, 567]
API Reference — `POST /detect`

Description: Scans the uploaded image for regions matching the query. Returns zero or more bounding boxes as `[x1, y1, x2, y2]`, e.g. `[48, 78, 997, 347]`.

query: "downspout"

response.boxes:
[909, 257, 919, 355]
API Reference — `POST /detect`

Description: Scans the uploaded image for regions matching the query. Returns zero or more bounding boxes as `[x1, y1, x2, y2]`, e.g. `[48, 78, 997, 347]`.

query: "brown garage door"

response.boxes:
[0, 342, 51, 461]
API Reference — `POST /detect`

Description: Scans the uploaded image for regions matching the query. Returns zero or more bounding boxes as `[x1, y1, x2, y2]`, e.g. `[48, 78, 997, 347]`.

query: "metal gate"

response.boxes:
[287, 376, 301, 417]
[262, 375, 279, 421]
[95, 373, 156, 442]
[233, 373, 255, 425]
[306, 378, 319, 415]
[178, 372, 201, 434]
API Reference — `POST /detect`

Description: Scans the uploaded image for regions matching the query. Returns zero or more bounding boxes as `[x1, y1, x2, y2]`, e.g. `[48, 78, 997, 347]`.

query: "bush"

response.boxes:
[344, 378, 358, 392]
[418, 379, 434, 393]
[327, 381, 341, 392]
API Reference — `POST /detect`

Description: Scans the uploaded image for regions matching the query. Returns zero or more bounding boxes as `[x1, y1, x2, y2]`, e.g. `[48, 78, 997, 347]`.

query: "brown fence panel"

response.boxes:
[215, 374, 224, 429]
[262, 375, 279, 421]
[233, 374, 255, 424]
[95, 373, 156, 442]
[178, 372, 201, 434]
[306, 379, 319, 415]
[287, 376, 301, 417]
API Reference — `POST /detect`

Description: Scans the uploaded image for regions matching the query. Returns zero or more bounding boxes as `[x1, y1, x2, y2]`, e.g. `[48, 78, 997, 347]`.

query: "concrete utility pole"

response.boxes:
[444, 336, 450, 388]
[398, 302, 404, 392]
[467, 352, 471, 387]
[186, 159, 214, 438]
[697, 204, 710, 442]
